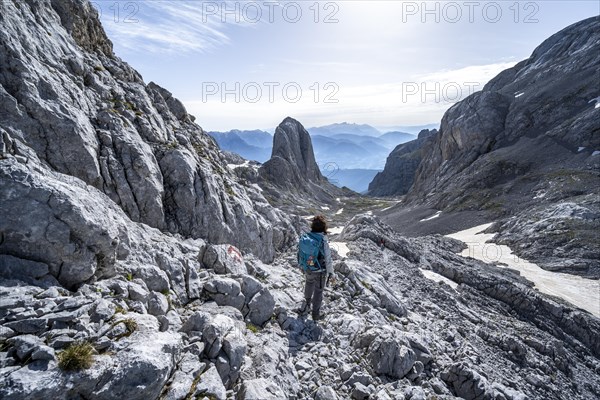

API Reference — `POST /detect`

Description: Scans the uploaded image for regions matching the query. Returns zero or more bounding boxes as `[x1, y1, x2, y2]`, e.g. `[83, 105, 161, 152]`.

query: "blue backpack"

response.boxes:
[298, 232, 324, 272]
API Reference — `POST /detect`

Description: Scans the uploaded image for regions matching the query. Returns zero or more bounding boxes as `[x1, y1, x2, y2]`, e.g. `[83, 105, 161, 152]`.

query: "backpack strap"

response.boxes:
[310, 232, 326, 272]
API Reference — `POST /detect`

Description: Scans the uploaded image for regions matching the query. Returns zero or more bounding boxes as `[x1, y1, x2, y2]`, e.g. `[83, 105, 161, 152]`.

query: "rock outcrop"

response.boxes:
[368, 129, 437, 196]
[262, 116, 324, 184]
[251, 117, 352, 208]
[377, 17, 600, 277]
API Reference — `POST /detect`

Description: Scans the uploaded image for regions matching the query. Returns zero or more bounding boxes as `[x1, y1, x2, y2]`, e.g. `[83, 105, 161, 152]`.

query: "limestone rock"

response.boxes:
[192, 365, 227, 400]
[246, 288, 275, 326]
[204, 277, 245, 310]
[202, 244, 248, 275]
[315, 385, 339, 400]
[267, 117, 324, 183]
[147, 292, 169, 316]
[239, 378, 286, 399]
[258, 117, 349, 206]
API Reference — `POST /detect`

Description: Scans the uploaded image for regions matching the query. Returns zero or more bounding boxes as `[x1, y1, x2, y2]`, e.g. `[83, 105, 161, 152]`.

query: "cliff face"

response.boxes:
[368, 129, 437, 196]
[0, 0, 296, 268]
[381, 17, 600, 276]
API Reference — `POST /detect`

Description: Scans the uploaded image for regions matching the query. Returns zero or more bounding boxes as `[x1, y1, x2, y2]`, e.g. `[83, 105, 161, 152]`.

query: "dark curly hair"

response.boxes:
[311, 215, 328, 234]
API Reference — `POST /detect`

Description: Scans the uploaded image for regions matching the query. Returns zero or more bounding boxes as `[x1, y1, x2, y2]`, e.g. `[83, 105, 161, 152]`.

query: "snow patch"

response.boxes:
[380, 201, 402, 212]
[578, 147, 586, 152]
[446, 223, 600, 317]
[592, 150, 600, 156]
[321, 206, 330, 211]
[335, 208, 344, 215]
[328, 226, 343, 235]
[588, 96, 600, 108]
[227, 161, 248, 170]
[251, 183, 263, 192]
[515, 92, 525, 98]
[330, 242, 349, 258]
[420, 211, 442, 222]
[419, 268, 458, 290]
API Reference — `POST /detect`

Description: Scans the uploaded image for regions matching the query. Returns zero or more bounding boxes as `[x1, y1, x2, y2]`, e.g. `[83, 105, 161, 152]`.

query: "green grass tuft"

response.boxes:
[246, 323, 260, 333]
[123, 318, 138, 334]
[57, 342, 94, 371]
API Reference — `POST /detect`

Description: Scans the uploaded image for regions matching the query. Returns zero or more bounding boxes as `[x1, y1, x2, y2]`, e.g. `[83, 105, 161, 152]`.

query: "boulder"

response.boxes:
[204, 277, 245, 310]
[315, 385, 339, 400]
[246, 288, 275, 326]
[202, 244, 248, 275]
[147, 292, 169, 316]
[441, 363, 494, 400]
[192, 365, 227, 400]
[239, 378, 287, 399]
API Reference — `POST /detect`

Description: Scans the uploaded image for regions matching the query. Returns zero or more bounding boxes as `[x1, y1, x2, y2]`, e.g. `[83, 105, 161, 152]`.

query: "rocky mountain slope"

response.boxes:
[368, 129, 437, 196]
[376, 17, 600, 278]
[2, 212, 599, 399]
[1, 2, 599, 400]
[0, 0, 297, 266]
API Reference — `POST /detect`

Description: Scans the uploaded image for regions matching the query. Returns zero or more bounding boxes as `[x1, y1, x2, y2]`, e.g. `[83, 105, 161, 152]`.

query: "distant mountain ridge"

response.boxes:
[208, 130, 272, 163]
[209, 124, 402, 191]
[307, 122, 381, 137]
[212, 123, 417, 171]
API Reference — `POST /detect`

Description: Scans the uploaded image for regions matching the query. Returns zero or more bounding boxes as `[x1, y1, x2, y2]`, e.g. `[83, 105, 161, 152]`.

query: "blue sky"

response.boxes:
[94, 1, 599, 131]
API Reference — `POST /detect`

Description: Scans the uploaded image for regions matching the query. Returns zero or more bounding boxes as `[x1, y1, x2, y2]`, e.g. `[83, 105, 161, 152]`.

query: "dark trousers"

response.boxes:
[304, 270, 327, 317]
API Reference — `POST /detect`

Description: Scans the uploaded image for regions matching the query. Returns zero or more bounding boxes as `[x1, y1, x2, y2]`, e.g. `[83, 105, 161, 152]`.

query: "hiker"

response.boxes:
[297, 215, 335, 321]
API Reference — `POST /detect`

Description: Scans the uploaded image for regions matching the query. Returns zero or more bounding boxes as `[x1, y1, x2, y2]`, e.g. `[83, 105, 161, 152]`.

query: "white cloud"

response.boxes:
[182, 61, 518, 130]
[95, 1, 255, 53]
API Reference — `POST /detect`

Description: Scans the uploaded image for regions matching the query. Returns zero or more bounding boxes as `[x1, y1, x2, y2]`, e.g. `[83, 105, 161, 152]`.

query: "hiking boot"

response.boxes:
[296, 302, 310, 315]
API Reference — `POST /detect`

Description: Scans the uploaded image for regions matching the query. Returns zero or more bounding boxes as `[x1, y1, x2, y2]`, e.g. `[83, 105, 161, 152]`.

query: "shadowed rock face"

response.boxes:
[273, 117, 323, 182]
[378, 16, 600, 276]
[0, 0, 297, 266]
[368, 129, 437, 196]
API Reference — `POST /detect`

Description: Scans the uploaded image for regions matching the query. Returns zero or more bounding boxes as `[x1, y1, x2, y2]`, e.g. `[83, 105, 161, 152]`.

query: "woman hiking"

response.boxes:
[297, 215, 335, 321]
